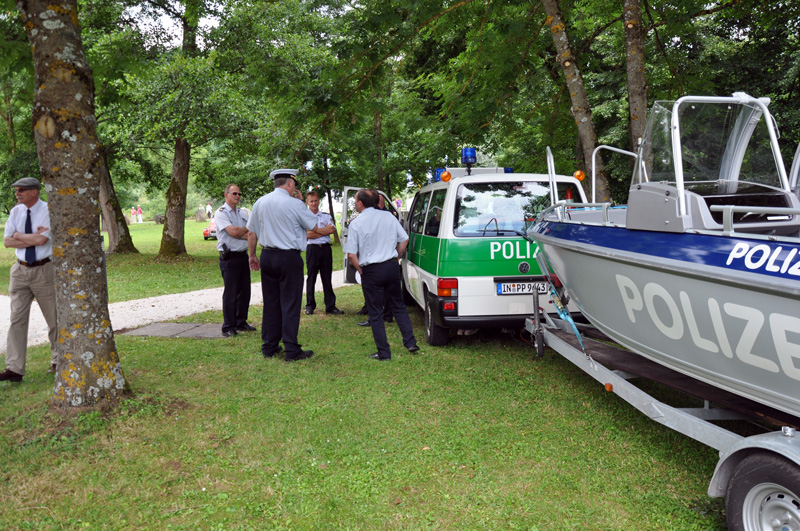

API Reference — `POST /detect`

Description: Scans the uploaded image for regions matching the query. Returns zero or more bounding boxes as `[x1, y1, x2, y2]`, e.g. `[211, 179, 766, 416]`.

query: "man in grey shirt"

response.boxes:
[215, 184, 254, 337]
[247, 169, 318, 362]
[345, 189, 419, 360]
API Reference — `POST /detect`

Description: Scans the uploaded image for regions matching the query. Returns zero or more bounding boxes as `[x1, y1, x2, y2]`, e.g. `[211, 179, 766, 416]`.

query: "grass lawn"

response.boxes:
[0, 221, 346, 302]
[0, 283, 726, 529]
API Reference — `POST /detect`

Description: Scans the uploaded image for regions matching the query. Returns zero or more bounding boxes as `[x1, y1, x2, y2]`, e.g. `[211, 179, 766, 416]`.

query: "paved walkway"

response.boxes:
[0, 272, 350, 352]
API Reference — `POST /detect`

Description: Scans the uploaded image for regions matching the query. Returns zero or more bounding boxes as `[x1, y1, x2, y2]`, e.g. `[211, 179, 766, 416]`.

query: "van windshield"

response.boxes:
[454, 181, 557, 237]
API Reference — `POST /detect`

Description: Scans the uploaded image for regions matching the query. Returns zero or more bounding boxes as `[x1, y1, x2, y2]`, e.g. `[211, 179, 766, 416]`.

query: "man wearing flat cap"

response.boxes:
[1, 177, 58, 382]
[247, 169, 319, 362]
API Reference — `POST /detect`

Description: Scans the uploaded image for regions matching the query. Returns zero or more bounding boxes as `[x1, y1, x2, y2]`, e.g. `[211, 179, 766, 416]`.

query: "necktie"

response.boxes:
[25, 209, 36, 264]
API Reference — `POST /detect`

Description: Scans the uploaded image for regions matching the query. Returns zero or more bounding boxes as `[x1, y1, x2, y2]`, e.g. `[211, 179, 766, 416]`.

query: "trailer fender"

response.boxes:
[708, 427, 800, 498]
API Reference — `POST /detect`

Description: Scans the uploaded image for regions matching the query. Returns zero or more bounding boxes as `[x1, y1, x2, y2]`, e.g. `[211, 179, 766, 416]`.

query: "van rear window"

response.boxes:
[453, 182, 553, 237]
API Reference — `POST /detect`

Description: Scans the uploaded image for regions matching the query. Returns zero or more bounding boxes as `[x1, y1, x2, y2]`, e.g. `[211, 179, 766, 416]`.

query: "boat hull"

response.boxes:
[531, 220, 800, 417]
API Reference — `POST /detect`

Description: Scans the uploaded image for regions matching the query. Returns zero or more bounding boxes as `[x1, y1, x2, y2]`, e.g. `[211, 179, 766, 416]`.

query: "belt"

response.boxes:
[219, 250, 247, 258]
[264, 246, 300, 252]
[362, 258, 396, 268]
[307, 243, 330, 246]
[18, 257, 51, 267]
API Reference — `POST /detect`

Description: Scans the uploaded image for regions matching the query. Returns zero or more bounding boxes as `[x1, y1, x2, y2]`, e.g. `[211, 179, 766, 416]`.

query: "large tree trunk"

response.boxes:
[158, 137, 190, 257]
[98, 148, 138, 254]
[17, 0, 127, 408]
[541, 0, 612, 202]
[624, 0, 647, 153]
[323, 155, 340, 244]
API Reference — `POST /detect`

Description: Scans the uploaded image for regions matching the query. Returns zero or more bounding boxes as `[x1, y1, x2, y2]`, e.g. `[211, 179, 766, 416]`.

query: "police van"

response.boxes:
[400, 154, 587, 345]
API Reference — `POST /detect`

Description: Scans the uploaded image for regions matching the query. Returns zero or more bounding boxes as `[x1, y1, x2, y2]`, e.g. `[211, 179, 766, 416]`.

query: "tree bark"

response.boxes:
[1, 83, 17, 154]
[323, 155, 340, 244]
[624, 0, 647, 153]
[98, 148, 138, 254]
[541, 0, 612, 202]
[158, 136, 190, 257]
[16, 0, 127, 408]
[375, 105, 385, 191]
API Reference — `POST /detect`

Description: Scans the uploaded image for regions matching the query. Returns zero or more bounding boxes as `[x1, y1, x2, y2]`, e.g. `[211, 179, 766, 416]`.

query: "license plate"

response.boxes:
[496, 282, 548, 295]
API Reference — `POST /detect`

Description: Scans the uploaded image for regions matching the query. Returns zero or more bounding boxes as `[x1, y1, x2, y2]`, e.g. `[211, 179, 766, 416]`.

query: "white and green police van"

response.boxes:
[400, 159, 587, 346]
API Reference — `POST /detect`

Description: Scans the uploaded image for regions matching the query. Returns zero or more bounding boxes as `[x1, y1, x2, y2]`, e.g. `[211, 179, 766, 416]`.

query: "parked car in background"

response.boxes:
[203, 218, 217, 240]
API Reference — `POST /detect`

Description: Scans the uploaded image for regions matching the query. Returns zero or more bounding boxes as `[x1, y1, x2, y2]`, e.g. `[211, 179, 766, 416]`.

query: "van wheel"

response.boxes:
[725, 453, 800, 531]
[424, 298, 449, 346]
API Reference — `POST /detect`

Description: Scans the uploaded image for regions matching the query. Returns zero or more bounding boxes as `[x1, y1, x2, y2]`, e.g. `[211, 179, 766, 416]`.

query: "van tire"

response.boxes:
[425, 298, 449, 346]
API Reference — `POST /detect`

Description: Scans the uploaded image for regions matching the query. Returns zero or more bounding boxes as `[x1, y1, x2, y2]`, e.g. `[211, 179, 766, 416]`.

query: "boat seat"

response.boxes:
[688, 189, 800, 236]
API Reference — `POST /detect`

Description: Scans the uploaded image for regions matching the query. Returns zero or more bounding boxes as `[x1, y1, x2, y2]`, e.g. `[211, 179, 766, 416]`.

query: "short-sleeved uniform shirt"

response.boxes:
[215, 203, 250, 252]
[307, 210, 334, 245]
[344, 207, 408, 266]
[247, 188, 317, 251]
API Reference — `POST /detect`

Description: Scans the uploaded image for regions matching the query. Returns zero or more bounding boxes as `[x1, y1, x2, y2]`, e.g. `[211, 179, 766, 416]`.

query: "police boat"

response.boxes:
[529, 93, 800, 419]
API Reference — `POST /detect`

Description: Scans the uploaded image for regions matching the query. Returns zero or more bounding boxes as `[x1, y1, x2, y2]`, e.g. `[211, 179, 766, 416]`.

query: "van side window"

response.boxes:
[409, 192, 431, 234]
[423, 190, 446, 237]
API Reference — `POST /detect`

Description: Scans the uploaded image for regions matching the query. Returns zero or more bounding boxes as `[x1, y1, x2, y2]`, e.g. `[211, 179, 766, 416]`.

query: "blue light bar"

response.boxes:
[461, 148, 477, 165]
[434, 168, 444, 182]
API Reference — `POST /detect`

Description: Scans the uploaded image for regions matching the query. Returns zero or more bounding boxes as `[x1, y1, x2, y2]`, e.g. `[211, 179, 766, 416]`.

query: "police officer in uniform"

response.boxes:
[304, 190, 344, 315]
[1, 177, 58, 382]
[247, 169, 318, 362]
[345, 189, 419, 361]
[215, 184, 255, 337]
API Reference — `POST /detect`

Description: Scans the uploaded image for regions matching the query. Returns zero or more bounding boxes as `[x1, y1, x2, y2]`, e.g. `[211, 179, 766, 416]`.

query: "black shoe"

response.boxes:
[222, 329, 238, 337]
[407, 345, 420, 353]
[48, 363, 57, 373]
[236, 323, 257, 332]
[357, 320, 370, 327]
[357, 306, 368, 315]
[326, 307, 345, 315]
[286, 350, 314, 362]
[305, 307, 315, 315]
[262, 345, 283, 359]
[369, 353, 390, 361]
[0, 368, 23, 382]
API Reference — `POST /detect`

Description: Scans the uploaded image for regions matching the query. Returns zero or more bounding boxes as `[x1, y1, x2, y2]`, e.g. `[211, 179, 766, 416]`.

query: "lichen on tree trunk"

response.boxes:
[17, 0, 127, 408]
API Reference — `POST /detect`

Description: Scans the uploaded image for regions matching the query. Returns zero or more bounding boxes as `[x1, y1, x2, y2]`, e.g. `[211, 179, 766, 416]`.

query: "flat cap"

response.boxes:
[270, 169, 299, 182]
[11, 177, 41, 189]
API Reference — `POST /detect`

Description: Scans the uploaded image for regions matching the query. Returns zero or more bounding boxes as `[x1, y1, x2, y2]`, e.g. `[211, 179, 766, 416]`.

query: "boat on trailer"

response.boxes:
[527, 93, 800, 530]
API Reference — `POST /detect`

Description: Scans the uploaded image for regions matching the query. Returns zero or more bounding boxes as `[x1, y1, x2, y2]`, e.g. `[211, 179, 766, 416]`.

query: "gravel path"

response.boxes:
[0, 273, 349, 354]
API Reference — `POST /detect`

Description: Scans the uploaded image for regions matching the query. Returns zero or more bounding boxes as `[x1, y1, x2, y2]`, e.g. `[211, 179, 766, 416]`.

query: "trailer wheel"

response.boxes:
[725, 453, 800, 531]
[424, 298, 449, 346]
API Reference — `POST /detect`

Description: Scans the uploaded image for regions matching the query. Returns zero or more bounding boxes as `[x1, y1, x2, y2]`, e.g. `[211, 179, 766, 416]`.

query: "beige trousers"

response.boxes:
[5, 261, 57, 375]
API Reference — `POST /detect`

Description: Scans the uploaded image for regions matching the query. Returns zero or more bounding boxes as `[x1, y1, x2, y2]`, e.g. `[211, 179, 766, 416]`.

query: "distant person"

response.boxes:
[130, 206, 136, 224]
[304, 191, 343, 316]
[396, 198, 402, 209]
[0, 177, 58, 382]
[215, 184, 255, 337]
[206, 202, 213, 220]
[247, 169, 318, 362]
[345, 189, 419, 361]
[136, 205, 143, 223]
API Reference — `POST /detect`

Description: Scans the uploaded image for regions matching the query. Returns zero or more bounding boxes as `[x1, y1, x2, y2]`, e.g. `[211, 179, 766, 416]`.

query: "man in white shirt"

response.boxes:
[304, 191, 344, 315]
[1, 177, 58, 382]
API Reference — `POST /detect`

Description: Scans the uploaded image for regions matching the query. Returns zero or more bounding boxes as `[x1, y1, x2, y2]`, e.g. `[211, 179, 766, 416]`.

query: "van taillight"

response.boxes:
[437, 278, 458, 296]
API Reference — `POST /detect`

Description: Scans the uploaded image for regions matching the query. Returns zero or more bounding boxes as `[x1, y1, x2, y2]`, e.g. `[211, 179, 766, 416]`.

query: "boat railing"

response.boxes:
[591, 145, 637, 203]
[710, 205, 800, 236]
[537, 202, 618, 225]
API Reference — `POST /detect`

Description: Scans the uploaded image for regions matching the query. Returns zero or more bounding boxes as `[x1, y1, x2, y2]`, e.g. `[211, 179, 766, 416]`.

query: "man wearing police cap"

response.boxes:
[1, 177, 58, 382]
[247, 169, 318, 362]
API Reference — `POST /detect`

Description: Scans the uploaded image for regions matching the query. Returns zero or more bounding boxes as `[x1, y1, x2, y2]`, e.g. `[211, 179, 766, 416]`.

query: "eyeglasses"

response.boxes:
[228, 192, 242, 196]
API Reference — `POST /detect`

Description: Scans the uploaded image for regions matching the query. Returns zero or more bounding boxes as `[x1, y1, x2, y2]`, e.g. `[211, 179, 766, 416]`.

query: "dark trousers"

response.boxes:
[305, 243, 336, 311]
[361, 260, 417, 359]
[260, 248, 305, 359]
[219, 252, 251, 333]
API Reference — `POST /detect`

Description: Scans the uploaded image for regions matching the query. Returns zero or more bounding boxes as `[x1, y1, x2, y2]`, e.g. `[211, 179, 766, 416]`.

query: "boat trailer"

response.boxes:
[525, 294, 800, 531]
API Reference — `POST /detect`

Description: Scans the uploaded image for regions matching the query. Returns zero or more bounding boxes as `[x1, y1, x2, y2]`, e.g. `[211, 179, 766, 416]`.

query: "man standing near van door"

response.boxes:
[248, 169, 318, 362]
[304, 190, 344, 316]
[0, 177, 58, 382]
[345, 189, 419, 361]
[216, 184, 255, 337]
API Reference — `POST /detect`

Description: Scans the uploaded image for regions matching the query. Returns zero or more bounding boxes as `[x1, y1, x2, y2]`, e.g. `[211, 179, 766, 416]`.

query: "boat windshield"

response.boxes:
[453, 181, 581, 237]
[634, 99, 785, 194]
